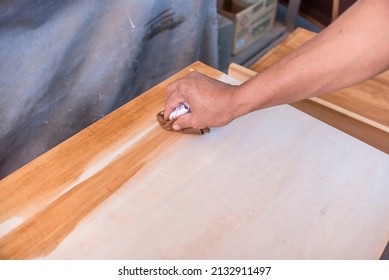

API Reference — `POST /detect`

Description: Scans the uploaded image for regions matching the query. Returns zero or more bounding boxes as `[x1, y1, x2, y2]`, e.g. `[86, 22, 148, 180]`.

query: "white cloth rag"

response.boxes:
[168, 103, 191, 120]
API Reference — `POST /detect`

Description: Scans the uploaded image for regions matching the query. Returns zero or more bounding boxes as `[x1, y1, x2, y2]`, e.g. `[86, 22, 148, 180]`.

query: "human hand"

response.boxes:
[164, 71, 238, 130]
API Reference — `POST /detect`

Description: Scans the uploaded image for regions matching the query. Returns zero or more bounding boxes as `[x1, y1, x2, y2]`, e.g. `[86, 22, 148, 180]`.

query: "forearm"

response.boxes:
[233, 0, 389, 118]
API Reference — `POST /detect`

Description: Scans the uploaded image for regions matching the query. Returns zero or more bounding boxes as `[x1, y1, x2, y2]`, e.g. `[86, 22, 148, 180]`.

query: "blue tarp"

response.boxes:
[0, 0, 218, 178]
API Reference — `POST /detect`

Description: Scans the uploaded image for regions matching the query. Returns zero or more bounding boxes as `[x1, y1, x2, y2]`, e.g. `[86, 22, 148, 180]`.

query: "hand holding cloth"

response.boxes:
[156, 103, 210, 135]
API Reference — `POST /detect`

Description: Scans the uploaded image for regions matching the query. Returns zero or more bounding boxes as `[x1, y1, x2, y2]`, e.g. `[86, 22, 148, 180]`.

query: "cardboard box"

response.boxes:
[219, 0, 278, 55]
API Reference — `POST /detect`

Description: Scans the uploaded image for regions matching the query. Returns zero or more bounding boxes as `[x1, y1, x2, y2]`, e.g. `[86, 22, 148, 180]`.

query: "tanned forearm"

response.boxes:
[164, 0, 389, 130]
[233, 0, 389, 119]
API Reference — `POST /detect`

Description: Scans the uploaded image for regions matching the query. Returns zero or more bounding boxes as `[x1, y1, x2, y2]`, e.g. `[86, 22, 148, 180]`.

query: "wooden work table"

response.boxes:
[1, 59, 388, 258]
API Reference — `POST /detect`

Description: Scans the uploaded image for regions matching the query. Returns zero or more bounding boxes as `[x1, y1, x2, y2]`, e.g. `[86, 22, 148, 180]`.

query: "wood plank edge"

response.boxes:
[227, 63, 389, 134]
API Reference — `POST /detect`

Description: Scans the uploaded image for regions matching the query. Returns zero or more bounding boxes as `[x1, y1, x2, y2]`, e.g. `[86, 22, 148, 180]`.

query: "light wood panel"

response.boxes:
[0, 62, 388, 260]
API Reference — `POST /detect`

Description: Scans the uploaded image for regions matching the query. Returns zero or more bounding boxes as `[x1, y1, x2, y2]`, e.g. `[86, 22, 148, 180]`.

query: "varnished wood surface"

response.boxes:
[249, 28, 389, 153]
[0, 62, 388, 260]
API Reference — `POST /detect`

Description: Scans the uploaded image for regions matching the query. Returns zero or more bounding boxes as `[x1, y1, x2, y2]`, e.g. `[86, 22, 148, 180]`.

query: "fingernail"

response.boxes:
[172, 124, 180, 130]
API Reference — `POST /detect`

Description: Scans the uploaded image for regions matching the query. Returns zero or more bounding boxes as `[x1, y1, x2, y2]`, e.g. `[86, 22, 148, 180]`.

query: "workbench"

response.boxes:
[0, 29, 388, 260]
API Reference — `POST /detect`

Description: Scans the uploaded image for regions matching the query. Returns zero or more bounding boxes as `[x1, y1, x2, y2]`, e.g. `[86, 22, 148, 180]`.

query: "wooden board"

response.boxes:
[0, 62, 388, 260]
[249, 28, 389, 153]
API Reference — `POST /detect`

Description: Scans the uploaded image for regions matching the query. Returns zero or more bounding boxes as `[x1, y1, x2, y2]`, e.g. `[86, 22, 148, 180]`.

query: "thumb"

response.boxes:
[164, 96, 181, 120]
[172, 113, 193, 130]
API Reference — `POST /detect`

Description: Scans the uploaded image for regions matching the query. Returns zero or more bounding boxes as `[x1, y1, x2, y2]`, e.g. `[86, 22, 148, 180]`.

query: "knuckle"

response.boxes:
[166, 83, 176, 94]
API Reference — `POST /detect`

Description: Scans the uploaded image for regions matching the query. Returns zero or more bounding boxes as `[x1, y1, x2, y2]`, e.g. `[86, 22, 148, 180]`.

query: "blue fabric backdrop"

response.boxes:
[0, 0, 218, 178]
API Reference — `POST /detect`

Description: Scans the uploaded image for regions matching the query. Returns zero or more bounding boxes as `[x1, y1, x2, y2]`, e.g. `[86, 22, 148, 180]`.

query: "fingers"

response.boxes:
[171, 113, 192, 131]
[164, 72, 204, 128]
[164, 80, 182, 120]
[165, 81, 196, 131]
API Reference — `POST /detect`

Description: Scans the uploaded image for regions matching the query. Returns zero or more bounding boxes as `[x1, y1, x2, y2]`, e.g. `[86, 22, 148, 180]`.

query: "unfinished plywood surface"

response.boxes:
[250, 28, 389, 153]
[0, 62, 388, 260]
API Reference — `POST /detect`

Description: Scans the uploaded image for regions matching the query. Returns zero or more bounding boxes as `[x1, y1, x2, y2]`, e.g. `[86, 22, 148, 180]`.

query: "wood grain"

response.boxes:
[1, 62, 388, 260]
[0, 63, 208, 259]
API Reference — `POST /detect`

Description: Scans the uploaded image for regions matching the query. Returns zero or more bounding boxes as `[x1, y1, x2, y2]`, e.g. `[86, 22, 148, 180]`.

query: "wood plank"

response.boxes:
[228, 62, 258, 82]
[1, 62, 388, 260]
[249, 28, 389, 153]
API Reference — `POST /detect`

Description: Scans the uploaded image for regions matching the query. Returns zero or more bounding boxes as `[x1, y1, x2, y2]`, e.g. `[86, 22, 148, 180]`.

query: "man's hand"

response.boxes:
[164, 0, 389, 131]
[164, 71, 238, 130]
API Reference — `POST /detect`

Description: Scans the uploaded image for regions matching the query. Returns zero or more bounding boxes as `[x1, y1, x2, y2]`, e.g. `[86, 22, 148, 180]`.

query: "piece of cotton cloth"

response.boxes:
[156, 104, 210, 135]
[168, 103, 191, 120]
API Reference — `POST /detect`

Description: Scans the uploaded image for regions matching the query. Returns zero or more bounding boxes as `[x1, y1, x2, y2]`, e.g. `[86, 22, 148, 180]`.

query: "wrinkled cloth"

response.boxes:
[0, 0, 218, 178]
[167, 103, 191, 120]
[156, 110, 210, 135]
